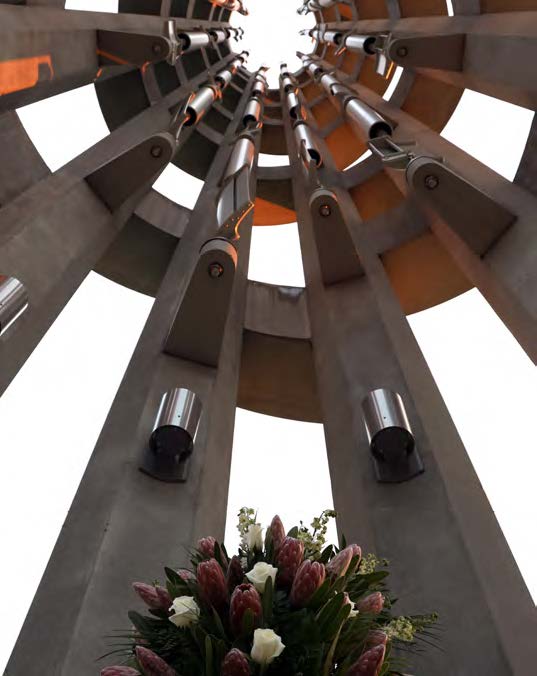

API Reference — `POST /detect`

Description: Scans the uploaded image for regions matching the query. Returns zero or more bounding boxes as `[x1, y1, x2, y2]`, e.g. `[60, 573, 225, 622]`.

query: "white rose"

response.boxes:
[168, 596, 200, 628]
[251, 628, 285, 665]
[246, 562, 278, 593]
[245, 523, 264, 551]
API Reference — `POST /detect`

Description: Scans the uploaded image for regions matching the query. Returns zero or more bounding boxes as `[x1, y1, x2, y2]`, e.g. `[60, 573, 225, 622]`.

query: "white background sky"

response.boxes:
[0, 0, 536, 670]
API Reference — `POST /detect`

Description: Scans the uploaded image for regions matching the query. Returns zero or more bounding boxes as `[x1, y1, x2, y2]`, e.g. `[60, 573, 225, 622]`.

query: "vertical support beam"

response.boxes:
[5, 68, 259, 676]
[282, 79, 537, 675]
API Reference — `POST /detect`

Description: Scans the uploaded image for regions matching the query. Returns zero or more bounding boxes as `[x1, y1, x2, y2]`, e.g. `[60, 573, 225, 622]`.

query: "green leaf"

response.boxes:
[262, 575, 273, 625]
[165, 567, 183, 585]
[307, 578, 332, 610]
[319, 545, 334, 564]
[205, 635, 213, 676]
[287, 526, 299, 538]
[241, 608, 255, 637]
[316, 594, 345, 639]
[211, 607, 228, 641]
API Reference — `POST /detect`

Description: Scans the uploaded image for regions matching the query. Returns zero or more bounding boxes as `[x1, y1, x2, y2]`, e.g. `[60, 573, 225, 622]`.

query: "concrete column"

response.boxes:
[0, 52, 235, 399]
[282, 83, 537, 675]
[5, 69, 259, 676]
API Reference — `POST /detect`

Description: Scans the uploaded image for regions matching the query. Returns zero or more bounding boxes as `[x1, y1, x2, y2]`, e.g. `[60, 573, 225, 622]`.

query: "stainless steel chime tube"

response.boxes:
[286, 90, 303, 119]
[343, 34, 378, 54]
[208, 29, 229, 45]
[294, 121, 322, 168]
[243, 97, 262, 128]
[282, 75, 296, 93]
[224, 134, 256, 180]
[343, 96, 393, 140]
[319, 72, 348, 98]
[251, 77, 267, 99]
[0, 277, 28, 335]
[185, 85, 220, 126]
[178, 30, 211, 52]
[142, 388, 203, 482]
[362, 389, 415, 463]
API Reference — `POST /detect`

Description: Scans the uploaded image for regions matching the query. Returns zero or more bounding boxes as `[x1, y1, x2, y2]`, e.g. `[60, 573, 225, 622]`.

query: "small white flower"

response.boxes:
[168, 596, 200, 628]
[349, 606, 360, 618]
[251, 628, 285, 665]
[244, 523, 264, 551]
[246, 562, 278, 593]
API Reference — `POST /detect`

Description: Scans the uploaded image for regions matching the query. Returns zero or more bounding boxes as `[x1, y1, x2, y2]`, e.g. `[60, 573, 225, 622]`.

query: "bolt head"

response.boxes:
[396, 46, 408, 58]
[152, 42, 163, 54]
[208, 262, 224, 279]
[424, 174, 440, 190]
[319, 204, 331, 217]
[150, 145, 163, 158]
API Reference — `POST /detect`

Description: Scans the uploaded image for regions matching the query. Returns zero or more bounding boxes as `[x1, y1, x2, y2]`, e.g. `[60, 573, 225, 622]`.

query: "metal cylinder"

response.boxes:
[0, 277, 28, 335]
[306, 61, 323, 79]
[343, 96, 392, 140]
[362, 389, 415, 464]
[286, 90, 303, 119]
[282, 75, 296, 93]
[208, 29, 228, 45]
[216, 67, 233, 89]
[143, 388, 203, 482]
[319, 72, 348, 98]
[294, 121, 322, 168]
[224, 135, 255, 180]
[252, 78, 267, 99]
[324, 30, 343, 45]
[185, 85, 218, 126]
[344, 34, 378, 55]
[178, 30, 211, 52]
[243, 97, 262, 128]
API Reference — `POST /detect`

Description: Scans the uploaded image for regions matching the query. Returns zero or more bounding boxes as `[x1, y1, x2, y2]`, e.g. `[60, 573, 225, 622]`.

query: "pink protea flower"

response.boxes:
[101, 667, 140, 676]
[290, 560, 326, 607]
[229, 583, 262, 635]
[221, 648, 251, 676]
[348, 544, 362, 571]
[135, 647, 177, 676]
[347, 645, 385, 676]
[276, 537, 304, 588]
[198, 536, 216, 558]
[269, 515, 286, 551]
[365, 630, 388, 648]
[227, 555, 245, 592]
[132, 583, 171, 612]
[197, 558, 229, 610]
[356, 592, 384, 614]
[326, 545, 357, 578]
[178, 569, 195, 581]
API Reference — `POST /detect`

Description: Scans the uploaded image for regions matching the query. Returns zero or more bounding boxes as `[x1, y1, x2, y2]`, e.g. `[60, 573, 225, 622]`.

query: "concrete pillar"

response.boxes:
[5, 68, 259, 676]
[281, 80, 537, 675]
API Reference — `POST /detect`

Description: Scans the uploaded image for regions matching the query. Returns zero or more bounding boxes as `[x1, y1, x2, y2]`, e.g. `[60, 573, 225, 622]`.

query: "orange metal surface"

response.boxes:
[0, 55, 53, 96]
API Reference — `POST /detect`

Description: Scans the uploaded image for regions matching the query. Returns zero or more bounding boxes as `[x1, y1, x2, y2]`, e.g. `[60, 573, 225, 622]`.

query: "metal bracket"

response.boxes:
[388, 33, 466, 73]
[96, 25, 174, 68]
[164, 239, 238, 367]
[369, 136, 417, 170]
[86, 132, 175, 211]
[309, 188, 364, 285]
[406, 156, 516, 255]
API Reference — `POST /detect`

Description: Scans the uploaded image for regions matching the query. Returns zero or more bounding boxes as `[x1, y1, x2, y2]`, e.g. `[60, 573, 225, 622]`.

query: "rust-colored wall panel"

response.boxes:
[238, 331, 323, 423]
[382, 233, 471, 315]
[481, 0, 537, 10]
[311, 98, 340, 127]
[341, 50, 361, 76]
[254, 198, 296, 226]
[325, 123, 368, 170]
[398, 0, 447, 16]
[302, 80, 324, 103]
[402, 75, 463, 132]
[338, 3, 353, 19]
[260, 124, 288, 154]
[349, 171, 404, 221]
[322, 6, 338, 21]
[324, 45, 339, 66]
[358, 56, 390, 96]
[354, 0, 389, 19]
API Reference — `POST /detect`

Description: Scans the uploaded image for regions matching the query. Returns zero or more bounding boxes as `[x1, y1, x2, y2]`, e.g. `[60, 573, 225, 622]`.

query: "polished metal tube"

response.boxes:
[243, 98, 262, 128]
[294, 121, 322, 168]
[344, 34, 378, 55]
[224, 135, 255, 180]
[343, 96, 392, 140]
[324, 30, 343, 45]
[185, 85, 218, 126]
[252, 78, 267, 99]
[209, 29, 228, 45]
[215, 67, 234, 88]
[178, 30, 211, 52]
[286, 90, 303, 119]
[361, 389, 415, 463]
[282, 75, 296, 93]
[0, 277, 28, 335]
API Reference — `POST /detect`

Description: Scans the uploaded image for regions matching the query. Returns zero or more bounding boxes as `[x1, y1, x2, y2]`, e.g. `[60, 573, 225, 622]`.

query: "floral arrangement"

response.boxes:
[101, 509, 437, 676]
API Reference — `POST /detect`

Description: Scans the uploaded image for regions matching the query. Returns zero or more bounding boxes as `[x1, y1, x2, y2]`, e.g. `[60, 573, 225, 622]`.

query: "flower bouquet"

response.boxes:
[101, 509, 437, 676]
